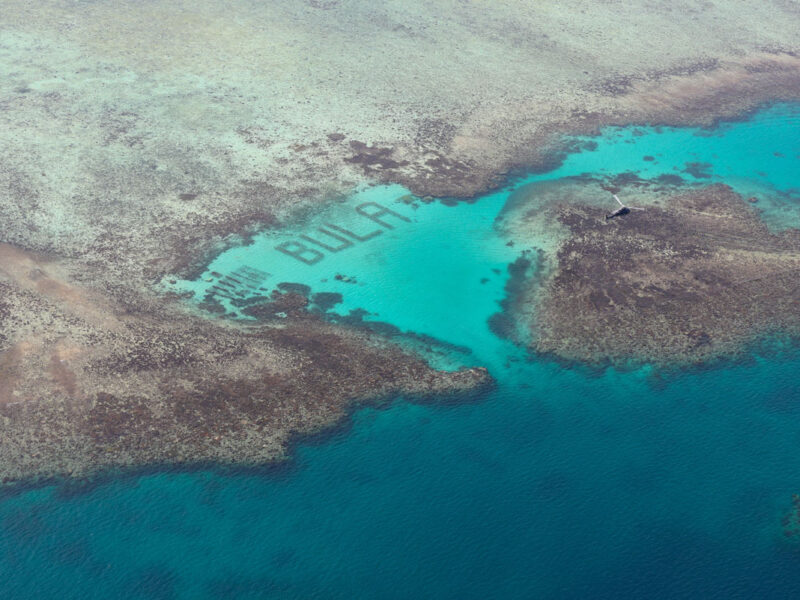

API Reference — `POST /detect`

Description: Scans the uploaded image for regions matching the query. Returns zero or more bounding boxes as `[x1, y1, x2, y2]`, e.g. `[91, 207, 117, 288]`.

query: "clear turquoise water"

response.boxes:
[4, 104, 800, 598]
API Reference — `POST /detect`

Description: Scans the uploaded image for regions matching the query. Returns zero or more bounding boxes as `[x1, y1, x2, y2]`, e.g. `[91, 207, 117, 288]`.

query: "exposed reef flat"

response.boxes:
[0, 244, 490, 484]
[3, 2, 800, 480]
[4, 3, 800, 296]
[497, 181, 800, 366]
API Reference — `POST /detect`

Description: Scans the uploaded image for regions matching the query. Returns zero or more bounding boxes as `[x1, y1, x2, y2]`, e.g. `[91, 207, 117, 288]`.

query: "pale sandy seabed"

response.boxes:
[2, 0, 800, 483]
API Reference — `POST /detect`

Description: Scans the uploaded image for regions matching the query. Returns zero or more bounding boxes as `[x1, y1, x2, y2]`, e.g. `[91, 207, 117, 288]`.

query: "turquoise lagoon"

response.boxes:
[3, 105, 800, 598]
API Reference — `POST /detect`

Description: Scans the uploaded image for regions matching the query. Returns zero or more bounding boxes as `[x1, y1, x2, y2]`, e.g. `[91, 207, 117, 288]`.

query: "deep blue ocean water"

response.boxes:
[3, 105, 800, 598]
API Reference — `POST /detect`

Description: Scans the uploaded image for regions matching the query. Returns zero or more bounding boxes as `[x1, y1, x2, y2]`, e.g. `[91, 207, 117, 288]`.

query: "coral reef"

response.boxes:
[0, 244, 490, 483]
[4, 1, 800, 479]
[497, 181, 800, 366]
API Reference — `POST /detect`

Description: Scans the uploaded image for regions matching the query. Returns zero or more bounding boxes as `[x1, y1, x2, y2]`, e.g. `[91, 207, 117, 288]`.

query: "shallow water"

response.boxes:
[4, 104, 800, 599]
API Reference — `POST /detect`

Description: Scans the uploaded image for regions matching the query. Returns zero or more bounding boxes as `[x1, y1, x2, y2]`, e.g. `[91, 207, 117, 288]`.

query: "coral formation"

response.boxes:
[0, 244, 490, 483]
[497, 182, 800, 366]
[4, 1, 800, 479]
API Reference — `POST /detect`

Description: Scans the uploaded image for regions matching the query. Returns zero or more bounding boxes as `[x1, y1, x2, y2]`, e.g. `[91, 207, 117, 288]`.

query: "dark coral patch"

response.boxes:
[682, 161, 713, 179]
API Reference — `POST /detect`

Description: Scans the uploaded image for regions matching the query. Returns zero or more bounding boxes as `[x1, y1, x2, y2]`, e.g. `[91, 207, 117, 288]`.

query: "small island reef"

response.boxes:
[496, 181, 800, 366]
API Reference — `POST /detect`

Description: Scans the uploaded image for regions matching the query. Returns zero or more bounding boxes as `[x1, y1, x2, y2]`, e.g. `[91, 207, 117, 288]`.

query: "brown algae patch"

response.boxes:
[497, 181, 800, 367]
[0, 244, 491, 484]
